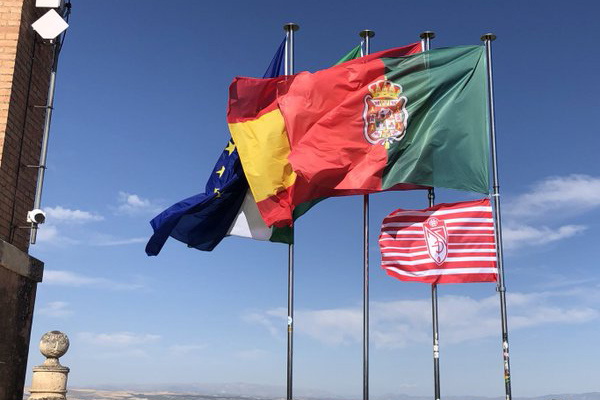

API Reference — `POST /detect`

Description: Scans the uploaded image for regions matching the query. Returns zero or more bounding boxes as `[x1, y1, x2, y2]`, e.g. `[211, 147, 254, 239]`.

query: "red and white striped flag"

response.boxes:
[379, 198, 498, 284]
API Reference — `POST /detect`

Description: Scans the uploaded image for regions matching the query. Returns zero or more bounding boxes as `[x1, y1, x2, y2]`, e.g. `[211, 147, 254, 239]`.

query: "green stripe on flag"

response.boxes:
[382, 45, 490, 194]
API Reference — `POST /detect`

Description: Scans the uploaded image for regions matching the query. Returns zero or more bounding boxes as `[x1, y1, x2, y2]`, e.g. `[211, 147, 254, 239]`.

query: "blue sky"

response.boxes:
[26, 0, 600, 397]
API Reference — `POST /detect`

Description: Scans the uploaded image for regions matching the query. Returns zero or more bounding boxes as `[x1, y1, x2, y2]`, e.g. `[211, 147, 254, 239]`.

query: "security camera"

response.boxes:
[27, 209, 46, 225]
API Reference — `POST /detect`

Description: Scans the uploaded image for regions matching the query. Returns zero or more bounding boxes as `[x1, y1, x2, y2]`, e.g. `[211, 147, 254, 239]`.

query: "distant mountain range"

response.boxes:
[42, 386, 600, 400]
[378, 395, 600, 400]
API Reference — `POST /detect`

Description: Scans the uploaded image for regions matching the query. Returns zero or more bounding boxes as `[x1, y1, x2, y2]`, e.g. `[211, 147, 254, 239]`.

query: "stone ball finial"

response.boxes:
[39, 331, 69, 359]
[29, 331, 70, 400]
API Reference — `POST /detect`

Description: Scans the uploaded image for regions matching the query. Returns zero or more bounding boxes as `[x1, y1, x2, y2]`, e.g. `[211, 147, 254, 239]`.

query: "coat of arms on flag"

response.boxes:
[363, 79, 408, 148]
[379, 198, 498, 284]
[423, 217, 448, 265]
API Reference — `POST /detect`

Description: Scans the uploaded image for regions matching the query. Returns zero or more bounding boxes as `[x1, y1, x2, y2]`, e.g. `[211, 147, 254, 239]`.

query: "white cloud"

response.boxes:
[37, 301, 72, 318]
[536, 275, 598, 290]
[35, 204, 144, 247]
[78, 332, 161, 347]
[36, 224, 59, 242]
[89, 348, 152, 359]
[44, 270, 98, 286]
[36, 228, 145, 247]
[168, 344, 206, 355]
[295, 307, 363, 346]
[503, 224, 587, 249]
[44, 270, 145, 291]
[500, 174, 600, 250]
[36, 207, 103, 245]
[246, 292, 598, 349]
[235, 348, 269, 360]
[35, 225, 79, 246]
[439, 292, 596, 343]
[505, 174, 600, 219]
[89, 235, 147, 246]
[43, 206, 104, 223]
[77, 332, 160, 360]
[115, 192, 162, 216]
[243, 309, 285, 340]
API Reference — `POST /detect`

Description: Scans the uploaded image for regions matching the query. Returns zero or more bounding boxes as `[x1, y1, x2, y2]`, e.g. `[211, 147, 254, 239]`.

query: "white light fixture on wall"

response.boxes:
[35, 0, 63, 8]
[31, 9, 68, 40]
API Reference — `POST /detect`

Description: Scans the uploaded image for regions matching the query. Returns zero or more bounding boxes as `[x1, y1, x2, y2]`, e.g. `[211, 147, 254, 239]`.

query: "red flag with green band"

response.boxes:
[280, 45, 490, 215]
[230, 45, 490, 227]
[228, 43, 422, 227]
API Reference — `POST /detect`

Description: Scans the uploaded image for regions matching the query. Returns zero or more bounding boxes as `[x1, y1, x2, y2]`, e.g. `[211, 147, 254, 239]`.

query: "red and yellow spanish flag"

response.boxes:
[227, 43, 422, 227]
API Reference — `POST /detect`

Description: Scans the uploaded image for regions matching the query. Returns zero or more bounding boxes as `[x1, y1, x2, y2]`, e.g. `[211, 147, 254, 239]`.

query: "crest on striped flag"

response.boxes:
[379, 198, 498, 284]
[423, 217, 448, 265]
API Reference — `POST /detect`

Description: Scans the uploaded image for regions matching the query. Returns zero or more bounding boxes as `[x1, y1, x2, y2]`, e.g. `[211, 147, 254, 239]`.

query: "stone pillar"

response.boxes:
[28, 331, 70, 400]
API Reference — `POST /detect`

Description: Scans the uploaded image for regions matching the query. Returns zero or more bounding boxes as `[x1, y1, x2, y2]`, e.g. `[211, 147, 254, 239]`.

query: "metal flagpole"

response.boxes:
[284, 23, 299, 400]
[29, 3, 72, 244]
[481, 33, 512, 400]
[419, 30, 440, 400]
[359, 28, 374, 400]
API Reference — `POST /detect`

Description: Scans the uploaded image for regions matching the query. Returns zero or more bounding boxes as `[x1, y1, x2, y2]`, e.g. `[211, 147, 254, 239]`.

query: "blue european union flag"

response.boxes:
[145, 38, 286, 255]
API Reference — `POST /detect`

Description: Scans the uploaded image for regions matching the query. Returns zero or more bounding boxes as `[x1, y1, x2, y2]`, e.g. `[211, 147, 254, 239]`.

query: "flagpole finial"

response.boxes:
[359, 29, 375, 39]
[420, 31, 436, 40]
[283, 23, 299, 32]
[481, 33, 497, 42]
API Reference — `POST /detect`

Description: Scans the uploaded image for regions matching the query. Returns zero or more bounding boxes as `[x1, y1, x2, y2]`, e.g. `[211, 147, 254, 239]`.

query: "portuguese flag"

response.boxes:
[229, 44, 489, 228]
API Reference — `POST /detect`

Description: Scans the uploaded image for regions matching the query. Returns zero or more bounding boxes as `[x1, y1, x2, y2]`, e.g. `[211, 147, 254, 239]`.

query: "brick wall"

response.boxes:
[0, 4, 54, 398]
[0, 0, 54, 253]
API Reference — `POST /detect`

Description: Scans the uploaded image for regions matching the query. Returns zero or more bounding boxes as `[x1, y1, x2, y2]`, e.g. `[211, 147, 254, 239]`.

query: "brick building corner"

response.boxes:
[0, 1, 57, 399]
